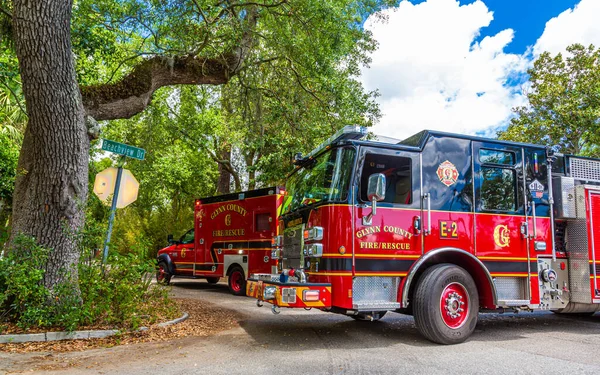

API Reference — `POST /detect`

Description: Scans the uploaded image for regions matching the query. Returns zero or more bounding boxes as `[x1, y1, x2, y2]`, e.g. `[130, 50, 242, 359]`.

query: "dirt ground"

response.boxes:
[0, 297, 244, 373]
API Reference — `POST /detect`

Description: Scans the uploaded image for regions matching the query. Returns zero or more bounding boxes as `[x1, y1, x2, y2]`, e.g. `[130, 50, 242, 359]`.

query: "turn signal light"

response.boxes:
[303, 226, 324, 241]
[302, 290, 320, 302]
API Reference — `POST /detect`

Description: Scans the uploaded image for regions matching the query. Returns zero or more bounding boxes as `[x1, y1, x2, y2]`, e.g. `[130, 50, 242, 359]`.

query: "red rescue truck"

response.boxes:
[247, 126, 600, 344]
[157, 187, 284, 295]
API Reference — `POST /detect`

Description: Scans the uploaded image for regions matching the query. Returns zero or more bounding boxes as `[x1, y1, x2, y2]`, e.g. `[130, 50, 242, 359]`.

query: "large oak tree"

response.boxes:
[4, 0, 390, 292]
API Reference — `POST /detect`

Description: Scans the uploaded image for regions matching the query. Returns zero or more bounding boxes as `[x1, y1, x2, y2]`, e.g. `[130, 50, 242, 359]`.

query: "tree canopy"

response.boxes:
[499, 44, 600, 157]
[0, 0, 392, 288]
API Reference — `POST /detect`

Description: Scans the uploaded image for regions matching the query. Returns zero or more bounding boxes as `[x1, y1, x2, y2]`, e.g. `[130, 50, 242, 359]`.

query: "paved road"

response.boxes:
[3, 279, 600, 374]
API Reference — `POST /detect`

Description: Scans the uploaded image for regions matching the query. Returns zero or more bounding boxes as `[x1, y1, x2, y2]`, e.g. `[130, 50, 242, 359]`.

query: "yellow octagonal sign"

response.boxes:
[93, 167, 139, 208]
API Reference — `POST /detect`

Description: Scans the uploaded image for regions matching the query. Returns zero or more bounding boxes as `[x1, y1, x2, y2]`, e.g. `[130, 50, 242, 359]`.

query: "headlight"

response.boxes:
[263, 286, 277, 300]
[271, 249, 280, 259]
[306, 243, 323, 257]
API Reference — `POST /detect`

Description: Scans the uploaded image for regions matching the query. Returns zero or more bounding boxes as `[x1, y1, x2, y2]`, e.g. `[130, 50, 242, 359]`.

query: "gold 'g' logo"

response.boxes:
[493, 225, 510, 248]
[225, 214, 232, 226]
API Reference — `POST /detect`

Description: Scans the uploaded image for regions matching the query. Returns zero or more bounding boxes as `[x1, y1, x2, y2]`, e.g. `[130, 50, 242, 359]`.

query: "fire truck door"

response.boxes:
[355, 149, 422, 273]
[175, 228, 196, 275]
[473, 142, 530, 286]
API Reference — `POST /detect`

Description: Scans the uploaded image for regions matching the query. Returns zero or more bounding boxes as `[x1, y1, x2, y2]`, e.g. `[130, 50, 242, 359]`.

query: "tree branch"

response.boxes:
[81, 6, 258, 121]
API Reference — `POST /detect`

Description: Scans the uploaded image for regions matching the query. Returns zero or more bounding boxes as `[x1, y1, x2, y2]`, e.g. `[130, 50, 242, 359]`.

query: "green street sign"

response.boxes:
[101, 139, 146, 160]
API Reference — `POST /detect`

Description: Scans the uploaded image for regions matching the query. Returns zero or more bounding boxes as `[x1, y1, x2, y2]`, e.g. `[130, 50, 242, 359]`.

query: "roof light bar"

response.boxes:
[295, 126, 368, 164]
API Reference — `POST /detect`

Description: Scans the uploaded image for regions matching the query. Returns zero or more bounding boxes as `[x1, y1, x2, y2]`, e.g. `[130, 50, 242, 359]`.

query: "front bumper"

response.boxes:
[246, 278, 332, 309]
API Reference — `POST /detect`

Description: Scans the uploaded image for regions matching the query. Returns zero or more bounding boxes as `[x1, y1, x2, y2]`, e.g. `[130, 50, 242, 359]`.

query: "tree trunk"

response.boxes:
[10, 0, 88, 290]
[216, 145, 232, 194]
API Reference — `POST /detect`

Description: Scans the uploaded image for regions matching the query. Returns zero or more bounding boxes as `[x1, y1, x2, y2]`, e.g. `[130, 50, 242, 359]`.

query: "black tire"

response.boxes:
[413, 264, 479, 345]
[156, 260, 172, 285]
[350, 311, 387, 321]
[206, 277, 220, 284]
[228, 266, 246, 296]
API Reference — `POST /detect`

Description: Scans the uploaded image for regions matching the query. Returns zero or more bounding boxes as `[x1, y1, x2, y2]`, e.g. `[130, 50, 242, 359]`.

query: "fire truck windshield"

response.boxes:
[282, 147, 355, 214]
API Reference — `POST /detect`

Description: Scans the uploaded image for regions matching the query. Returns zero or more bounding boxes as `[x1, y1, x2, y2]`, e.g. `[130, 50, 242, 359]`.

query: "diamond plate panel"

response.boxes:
[353, 277, 399, 304]
[554, 177, 576, 219]
[575, 186, 588, 219]
[494, 277, 527, 301]
[567, 220, 591, 303]
[570, 157, 600, 182]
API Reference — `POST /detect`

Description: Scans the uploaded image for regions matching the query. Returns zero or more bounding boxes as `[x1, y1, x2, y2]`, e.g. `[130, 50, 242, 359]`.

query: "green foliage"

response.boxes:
[0, 131, 19, 245]
[0, 235, 177, 332]
[499, 44, 600, 157]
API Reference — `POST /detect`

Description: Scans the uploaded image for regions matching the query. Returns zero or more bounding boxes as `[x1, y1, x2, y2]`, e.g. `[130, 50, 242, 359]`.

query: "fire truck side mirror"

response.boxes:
[167, 234, 174, 244]
[363, 173, 386, 226]
[367, 173, 386, 202]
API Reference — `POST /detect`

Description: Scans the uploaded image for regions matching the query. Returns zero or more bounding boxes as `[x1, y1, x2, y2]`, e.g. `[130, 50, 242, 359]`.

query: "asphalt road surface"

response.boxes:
[3, 278, 600, 374]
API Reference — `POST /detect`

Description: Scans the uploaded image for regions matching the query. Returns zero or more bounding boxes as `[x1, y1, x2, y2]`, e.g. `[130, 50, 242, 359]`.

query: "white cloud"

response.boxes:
[361, 0, 528, 140]
[533, 0, 600, 56]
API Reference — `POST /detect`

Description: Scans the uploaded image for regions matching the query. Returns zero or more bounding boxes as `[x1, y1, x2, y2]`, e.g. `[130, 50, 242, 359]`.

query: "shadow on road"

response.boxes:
[166, 281, 599, 348]
[238, 309, 599, 350]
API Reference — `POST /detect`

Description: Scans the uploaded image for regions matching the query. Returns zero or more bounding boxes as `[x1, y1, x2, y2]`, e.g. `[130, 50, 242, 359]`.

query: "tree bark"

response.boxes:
[10, 0, 88, 290]
[216, 145, 232, 194]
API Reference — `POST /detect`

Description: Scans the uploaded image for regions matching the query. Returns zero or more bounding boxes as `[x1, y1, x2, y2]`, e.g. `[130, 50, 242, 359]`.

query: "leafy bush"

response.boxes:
[0, 235, 178, 333]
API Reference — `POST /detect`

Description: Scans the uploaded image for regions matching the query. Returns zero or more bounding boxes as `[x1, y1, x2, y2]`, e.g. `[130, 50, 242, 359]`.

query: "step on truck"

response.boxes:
[157, 187, 284, 295]
[247, 126, 600, 344]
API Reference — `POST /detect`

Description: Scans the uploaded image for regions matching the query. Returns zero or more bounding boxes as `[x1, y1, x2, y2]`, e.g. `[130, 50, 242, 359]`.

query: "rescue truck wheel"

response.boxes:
[206, 277, 220, 284]
[413, 264, 478, 345]
[228, 266, 246, 296]
[156, 261, 172, 285]
[350, 311, 387, 321]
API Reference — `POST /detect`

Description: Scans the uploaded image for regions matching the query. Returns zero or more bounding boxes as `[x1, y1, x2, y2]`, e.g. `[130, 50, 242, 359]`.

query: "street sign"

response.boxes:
[101, 139, 146, 160]
[93, 167, 139, 208]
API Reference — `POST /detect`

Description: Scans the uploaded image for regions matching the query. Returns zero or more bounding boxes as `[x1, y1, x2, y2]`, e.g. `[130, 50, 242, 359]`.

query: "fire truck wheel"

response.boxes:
[156, 261, 172, 285]
[350, 311, 387, 321]
[413, 264, 478, 345]
[206, 277, 220, 284]
[228, 266, 246, 296]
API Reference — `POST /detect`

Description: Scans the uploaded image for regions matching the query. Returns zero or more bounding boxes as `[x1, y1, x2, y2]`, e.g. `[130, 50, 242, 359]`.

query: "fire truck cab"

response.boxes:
[247, 126, 600, 344]
[157, 187, 283, 295]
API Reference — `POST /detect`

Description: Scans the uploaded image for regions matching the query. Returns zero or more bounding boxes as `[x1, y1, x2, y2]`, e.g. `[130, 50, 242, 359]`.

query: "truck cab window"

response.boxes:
[480, 167, 516, 211]
[360, 154, 412, 204]
[180, 229, 194, 244]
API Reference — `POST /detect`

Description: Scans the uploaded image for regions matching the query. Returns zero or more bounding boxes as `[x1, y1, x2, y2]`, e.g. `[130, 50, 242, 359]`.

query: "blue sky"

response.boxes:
[360, 0, 599, 139]
[405, 0, 582, 54]
[467, 0, 580, 54]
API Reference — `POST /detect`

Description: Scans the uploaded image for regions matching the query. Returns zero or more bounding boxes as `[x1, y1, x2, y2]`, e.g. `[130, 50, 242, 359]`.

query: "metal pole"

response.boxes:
[102, 156, 126, 263]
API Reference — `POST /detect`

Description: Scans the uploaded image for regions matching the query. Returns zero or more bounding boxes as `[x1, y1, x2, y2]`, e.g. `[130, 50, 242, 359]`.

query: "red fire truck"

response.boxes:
[247, 126, 600, 344]
[157, 187, 283, 295]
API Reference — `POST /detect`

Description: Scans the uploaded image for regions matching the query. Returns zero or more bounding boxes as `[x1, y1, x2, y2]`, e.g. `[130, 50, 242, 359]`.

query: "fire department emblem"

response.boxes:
[436, 160, 459, 187]
[196, 209, 205, 221]
[225, 214, 232, 226]
[493, 225, 510, 248]
[181, 248, 186, 258]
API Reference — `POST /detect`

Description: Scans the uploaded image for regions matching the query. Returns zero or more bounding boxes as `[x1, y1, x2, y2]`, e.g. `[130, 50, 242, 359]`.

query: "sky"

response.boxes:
[360, 0, 600, 140]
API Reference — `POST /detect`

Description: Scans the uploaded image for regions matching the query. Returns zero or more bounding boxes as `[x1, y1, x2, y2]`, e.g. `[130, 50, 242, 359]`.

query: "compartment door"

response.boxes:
[588, 189, 600, 301]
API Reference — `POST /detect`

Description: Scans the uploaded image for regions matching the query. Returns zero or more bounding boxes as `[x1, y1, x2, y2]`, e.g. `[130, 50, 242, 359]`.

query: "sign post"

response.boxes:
[102, 156, 125, 263]
[98, 139, 145, 263]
